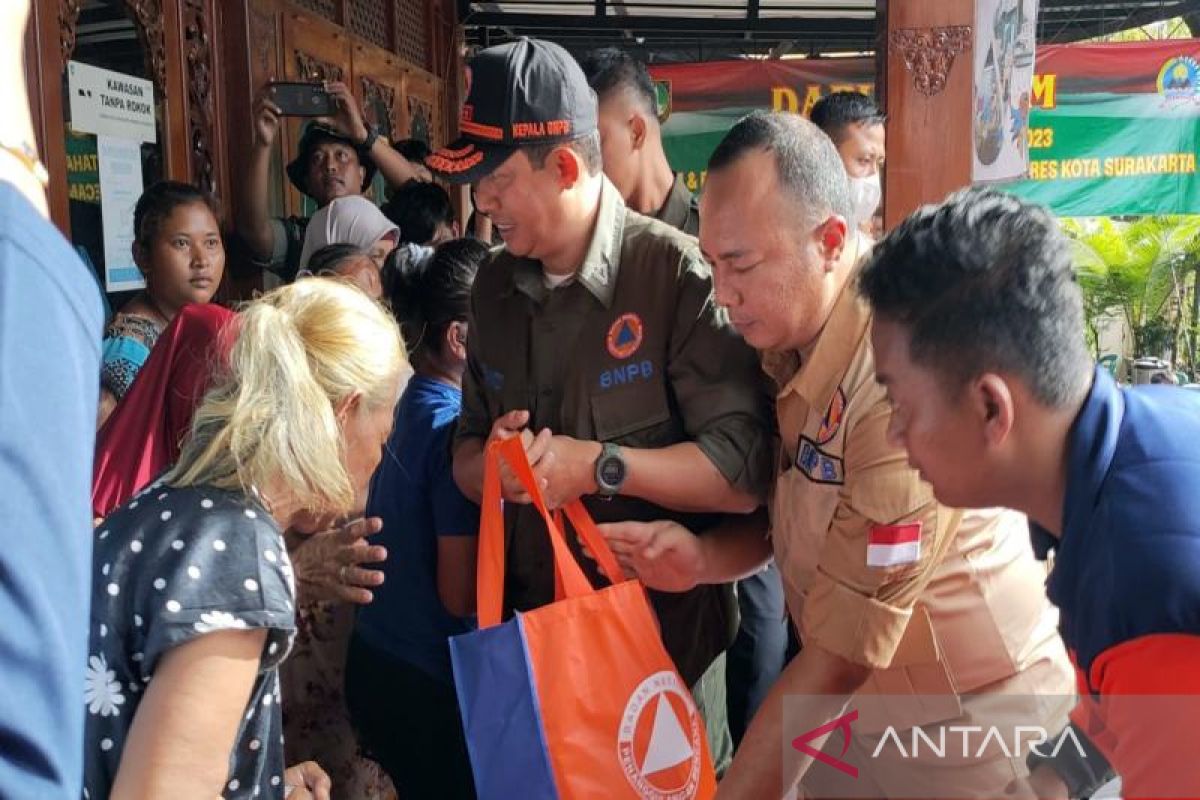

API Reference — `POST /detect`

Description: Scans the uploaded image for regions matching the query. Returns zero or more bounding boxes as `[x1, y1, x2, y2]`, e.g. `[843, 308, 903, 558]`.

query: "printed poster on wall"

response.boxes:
[972, 0, 1040, 183]
[68, 61, 157, 144]
[97, 135, 145, 292]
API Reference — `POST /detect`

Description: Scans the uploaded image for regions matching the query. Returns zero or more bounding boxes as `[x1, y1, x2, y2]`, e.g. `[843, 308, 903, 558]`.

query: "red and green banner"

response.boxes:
[648, 59, 874, 193]
[1008, 40, 1200, 216]
[651, 40, 1200, 216]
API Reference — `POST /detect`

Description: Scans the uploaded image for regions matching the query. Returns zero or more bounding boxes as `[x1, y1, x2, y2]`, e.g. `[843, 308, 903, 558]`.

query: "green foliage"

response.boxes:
[1063, 216, 1200, 377]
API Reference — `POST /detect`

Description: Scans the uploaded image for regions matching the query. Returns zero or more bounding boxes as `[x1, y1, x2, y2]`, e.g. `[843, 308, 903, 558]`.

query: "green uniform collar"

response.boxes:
[655, 172, 698, 235]
[510, 176, 626, 308]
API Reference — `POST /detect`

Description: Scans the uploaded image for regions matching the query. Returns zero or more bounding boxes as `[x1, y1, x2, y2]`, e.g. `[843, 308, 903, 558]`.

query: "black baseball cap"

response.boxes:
[286, 122, 377, 197]
[427, 38, 598, 184]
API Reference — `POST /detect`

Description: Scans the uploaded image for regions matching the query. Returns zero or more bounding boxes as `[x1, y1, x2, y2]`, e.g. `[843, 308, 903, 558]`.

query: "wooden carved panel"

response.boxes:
[182, 0, 215, 193]
[406, 94, 433, 144]
[361, 76, 398, 141]
[59, 0, 168, 93]
[127, 0, 169, 93]
[294, 50, 344, 83]
[403, 67, 441, 146]
[59, 0, 85, 63]
[283, 9, 351, 84]
[250, 7, 278, 84]
[889, 26, 972, 97]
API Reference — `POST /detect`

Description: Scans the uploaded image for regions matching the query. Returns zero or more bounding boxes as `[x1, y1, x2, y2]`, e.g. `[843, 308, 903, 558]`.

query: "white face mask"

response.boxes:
[848, 173, 882, 227]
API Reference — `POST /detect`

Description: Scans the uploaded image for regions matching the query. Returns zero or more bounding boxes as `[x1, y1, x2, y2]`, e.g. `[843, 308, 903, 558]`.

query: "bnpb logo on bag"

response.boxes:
[618, 671, 705, 799]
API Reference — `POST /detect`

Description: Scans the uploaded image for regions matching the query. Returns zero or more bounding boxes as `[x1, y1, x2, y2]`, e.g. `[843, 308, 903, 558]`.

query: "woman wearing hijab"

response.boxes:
[298, 195, 399, 273]
[92, 303, 237, 521]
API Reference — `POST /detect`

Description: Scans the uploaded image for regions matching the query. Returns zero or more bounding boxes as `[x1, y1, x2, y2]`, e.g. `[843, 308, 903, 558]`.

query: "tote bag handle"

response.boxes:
[477, 436, 628, 628]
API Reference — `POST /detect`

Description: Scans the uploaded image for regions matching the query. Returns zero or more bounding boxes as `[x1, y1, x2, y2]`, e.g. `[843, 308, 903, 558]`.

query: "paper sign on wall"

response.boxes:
[68, 61, 157, 144]
[97, 135, 145, 292]
[972, 0, 1040, 183]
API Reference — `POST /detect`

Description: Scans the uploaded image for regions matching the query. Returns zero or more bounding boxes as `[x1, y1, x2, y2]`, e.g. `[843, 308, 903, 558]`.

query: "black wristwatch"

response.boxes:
[594, 443, 627, 497]
[358, 128, 379, 151]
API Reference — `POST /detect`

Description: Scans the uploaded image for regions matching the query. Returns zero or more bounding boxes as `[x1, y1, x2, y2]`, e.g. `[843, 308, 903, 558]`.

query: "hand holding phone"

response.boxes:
[266, 81, 336, 117]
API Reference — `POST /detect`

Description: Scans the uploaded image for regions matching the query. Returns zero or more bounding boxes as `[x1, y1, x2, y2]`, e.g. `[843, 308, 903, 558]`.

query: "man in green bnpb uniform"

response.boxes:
[427, 38, 773, 770]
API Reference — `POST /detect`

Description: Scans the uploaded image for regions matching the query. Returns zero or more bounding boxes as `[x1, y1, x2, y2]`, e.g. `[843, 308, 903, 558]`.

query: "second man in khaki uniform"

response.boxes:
[602, 111, 1073, 799]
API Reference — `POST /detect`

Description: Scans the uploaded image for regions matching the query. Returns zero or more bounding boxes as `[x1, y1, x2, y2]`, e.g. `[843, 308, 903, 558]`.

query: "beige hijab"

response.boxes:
[299, 195, 399, 271]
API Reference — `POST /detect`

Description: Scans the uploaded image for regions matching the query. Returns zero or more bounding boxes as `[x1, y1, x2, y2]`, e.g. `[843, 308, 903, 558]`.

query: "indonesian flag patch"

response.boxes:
[866, 522, 922, 568]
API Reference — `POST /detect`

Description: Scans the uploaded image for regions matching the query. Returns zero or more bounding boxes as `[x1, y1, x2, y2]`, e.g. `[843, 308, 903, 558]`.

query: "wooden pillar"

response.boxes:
[26, 0, 70, 234]
[879, 0, 976, 229]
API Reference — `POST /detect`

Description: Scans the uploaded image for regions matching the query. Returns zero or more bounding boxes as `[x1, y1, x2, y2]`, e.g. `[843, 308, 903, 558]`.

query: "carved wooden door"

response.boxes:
[401, 65, 442, 148]
[352, 41, 405, 202]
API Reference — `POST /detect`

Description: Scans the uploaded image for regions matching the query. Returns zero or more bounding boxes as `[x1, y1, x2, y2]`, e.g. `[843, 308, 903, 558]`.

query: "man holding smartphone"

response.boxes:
[236, 81, 427, 282]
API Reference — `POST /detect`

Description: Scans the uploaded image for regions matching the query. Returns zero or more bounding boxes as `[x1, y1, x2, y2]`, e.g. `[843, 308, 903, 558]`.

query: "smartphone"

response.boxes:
[267, 81, 336, 117]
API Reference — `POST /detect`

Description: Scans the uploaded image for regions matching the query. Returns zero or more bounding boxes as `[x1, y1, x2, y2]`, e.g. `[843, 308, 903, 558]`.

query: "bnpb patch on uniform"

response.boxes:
[816, 387, 847, 445]
[796, 435, 844, 485]
[607, 313, 644, 360]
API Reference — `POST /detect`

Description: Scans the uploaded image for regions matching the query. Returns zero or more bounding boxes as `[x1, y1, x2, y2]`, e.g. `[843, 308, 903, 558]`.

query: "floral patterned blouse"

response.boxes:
[100, 313, 164, 401]
[83, 482, 296, 799]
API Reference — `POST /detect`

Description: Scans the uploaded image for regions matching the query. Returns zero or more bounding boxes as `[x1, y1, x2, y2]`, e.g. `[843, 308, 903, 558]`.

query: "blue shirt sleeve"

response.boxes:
[100, 334, 152, 399]
[428, 422, 480, 538]
[0, 185, 103, 798]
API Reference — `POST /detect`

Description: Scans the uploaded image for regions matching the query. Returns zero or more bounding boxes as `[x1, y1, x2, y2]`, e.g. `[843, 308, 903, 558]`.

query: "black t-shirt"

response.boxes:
[84, 482, 296, 799]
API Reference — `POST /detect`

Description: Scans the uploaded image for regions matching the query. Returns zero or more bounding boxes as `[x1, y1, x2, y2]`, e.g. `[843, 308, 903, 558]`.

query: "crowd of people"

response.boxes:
[3, 0, 1200, 796]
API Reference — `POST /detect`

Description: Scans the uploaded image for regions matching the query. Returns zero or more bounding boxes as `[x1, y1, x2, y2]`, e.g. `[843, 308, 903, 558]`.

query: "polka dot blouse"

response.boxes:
[83, 482, 296, 799]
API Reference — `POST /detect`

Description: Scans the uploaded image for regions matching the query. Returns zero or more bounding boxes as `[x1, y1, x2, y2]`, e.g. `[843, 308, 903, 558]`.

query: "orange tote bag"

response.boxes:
[450, 436, 717, 800]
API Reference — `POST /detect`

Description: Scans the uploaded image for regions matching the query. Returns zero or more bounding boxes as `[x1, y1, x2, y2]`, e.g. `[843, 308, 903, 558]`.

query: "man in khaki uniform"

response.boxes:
[427, 38, 774, 769]
[602, 111, 1072, 798]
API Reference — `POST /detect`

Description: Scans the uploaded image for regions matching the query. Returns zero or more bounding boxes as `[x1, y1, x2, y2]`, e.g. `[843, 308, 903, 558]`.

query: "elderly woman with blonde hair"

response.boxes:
[83, 279, 407, 800]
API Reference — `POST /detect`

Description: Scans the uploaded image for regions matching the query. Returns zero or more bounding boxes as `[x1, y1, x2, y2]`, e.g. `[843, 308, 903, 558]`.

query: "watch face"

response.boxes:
[599, 455, 626, 489]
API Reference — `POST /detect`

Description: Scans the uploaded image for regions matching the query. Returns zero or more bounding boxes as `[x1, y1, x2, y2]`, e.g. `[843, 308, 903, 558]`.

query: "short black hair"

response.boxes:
[858, 187, 1091, 408]
[524, 130, 603, 177]
[306, 243, 370, 275]
[395, 138, 432, 164]
[388, 237, 487, 356]
[382, 180, 455, 245]
[708, 110, 851, 224]
[810, 91, 885, 145]
[133, 180, 221, 248]
[577, 47, 657, 116]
